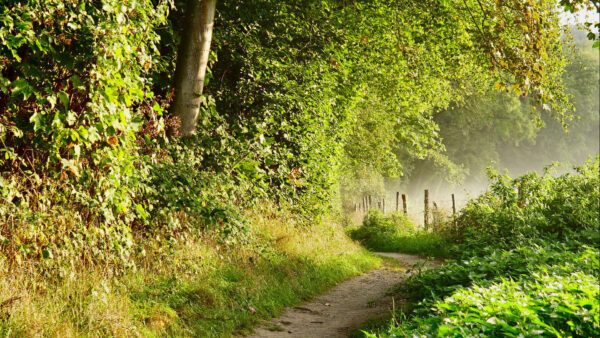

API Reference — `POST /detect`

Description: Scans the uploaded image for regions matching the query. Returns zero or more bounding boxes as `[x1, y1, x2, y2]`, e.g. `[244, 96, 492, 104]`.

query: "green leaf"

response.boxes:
[11, 78, 33, 100]
[58, 91, 69, 110]
[30, 112, 45, 131]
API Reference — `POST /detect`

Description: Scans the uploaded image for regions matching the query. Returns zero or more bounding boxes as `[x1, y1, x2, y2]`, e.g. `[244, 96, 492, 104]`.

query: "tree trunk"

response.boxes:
[171, 0, 217, 136]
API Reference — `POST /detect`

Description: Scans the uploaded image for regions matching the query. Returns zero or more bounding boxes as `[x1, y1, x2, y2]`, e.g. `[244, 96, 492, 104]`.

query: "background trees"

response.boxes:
[394, 31, 599, 199]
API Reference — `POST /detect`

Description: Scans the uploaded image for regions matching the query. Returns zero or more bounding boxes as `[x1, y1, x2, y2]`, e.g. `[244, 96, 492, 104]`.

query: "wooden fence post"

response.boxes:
[452, 193, 457, 227]
[396, 192, 400, 212]
[432, 201, 438, 228]
[517, 183, 525, 208]
[451, 194, 456, 215]
[382, 197, 386, 214]
[424, 189, 429, 230]
[369, 195, 372, 210]
[402, 194, 407, 215]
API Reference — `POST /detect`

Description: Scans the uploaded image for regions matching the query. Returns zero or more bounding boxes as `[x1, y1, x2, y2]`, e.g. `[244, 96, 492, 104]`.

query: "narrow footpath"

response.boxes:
[249, 253, 437, 338]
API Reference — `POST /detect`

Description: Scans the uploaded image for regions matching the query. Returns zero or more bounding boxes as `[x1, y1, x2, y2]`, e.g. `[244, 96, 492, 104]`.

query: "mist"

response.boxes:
[346, 27, 599, 227]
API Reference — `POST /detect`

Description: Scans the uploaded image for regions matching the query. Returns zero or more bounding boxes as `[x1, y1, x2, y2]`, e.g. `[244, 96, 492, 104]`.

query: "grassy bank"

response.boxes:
[0, 211, 380, 337]
[346, 211, 452, 258]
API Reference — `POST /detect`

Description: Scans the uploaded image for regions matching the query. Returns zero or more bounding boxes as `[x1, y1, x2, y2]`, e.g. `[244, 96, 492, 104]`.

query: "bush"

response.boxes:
[392, 272, 599, 337]
[403, 244, 599, 303]
[456, 156, 600, 253]
[347, 210, 451, 257]
[0, 0, 173, 269]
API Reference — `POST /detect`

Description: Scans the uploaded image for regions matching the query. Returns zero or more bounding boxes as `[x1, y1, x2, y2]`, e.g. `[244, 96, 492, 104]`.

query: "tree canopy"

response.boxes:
[0, 0, 593, 267]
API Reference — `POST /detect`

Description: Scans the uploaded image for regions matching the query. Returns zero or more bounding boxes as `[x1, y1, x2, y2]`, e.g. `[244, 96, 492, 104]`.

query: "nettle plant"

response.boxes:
[0, 0, 172, 267]
[456, 156, 600, 253]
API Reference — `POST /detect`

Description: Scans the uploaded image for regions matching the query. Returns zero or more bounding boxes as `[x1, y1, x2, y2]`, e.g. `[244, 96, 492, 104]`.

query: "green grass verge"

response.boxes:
[0, 213, 380, 337]
[129, 249, 377, 336]
[347, 210, 452, 257]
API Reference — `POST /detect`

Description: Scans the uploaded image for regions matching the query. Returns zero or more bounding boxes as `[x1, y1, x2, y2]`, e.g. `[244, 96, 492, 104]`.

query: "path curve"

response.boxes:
[248, 253, 434, 338]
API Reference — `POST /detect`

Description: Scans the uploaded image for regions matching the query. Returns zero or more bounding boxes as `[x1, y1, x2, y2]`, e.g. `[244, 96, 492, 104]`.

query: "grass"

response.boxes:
[0, 210, 380, 337]
[346, 210, 452, 258]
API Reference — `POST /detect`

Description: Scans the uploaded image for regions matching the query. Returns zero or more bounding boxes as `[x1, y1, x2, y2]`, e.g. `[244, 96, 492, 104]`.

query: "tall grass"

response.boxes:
[0, 210, 379, 337]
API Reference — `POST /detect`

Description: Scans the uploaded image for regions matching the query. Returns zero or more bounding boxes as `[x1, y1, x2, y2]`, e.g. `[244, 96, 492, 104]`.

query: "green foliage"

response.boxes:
[399, 272, 599, 337]
[335, 0, 571, 198]
[144, 141, 250, 241]
[560, 0, 600, 48]
[403, 34, 598, 191]
[347, 210, 451, 257]
[403, 243, 599, 302]
[456, 156, 599, 252]
[0, 0, 171, 215]
[0, 0, 174, 268]
[495, 41, 600, 175]
[359, 211, 416, 234]
[0, 0, 579, 271]
[378, 245, 600, 337]
[364, 157, 600, 337]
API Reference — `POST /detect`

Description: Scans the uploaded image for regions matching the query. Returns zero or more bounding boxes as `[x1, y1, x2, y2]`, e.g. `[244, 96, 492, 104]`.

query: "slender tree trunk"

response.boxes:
[171, 0, 217, 136]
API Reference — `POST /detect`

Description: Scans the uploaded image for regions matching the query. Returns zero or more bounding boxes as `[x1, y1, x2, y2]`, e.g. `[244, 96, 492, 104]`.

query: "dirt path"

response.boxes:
[248, 253, 436, 338]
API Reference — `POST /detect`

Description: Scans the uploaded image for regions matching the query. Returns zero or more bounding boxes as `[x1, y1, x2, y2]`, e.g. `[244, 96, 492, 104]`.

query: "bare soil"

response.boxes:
[248, 253, 437, 338]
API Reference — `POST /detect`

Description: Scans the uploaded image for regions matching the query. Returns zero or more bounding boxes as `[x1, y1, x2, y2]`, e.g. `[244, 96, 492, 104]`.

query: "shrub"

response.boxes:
[392, 272, 599, 337]
[456, 156, 600, 253]
[403, 244, 599, 302]
[363, 157, 600, 337]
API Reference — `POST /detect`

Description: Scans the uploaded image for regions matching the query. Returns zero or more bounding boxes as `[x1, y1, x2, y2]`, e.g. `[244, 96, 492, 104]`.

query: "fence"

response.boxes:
[353, 190, 458, 229]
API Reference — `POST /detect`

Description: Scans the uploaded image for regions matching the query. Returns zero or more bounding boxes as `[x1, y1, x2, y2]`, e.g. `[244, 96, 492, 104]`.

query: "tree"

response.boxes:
[560, 0, 600, 48]
[171, 0, 217, 136]
[397, 32, 599, 197]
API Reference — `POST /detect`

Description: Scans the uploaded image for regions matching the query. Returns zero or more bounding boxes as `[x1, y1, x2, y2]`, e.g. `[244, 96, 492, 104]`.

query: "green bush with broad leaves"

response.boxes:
[0, 0, 177, 270]
[396, 272, 599, 337]
[455, 156, 600, 253]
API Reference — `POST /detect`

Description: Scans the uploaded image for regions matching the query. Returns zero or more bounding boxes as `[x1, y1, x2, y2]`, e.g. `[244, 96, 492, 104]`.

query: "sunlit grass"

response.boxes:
[347, 210, 453, 258]
[0, 211, 380, 337]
